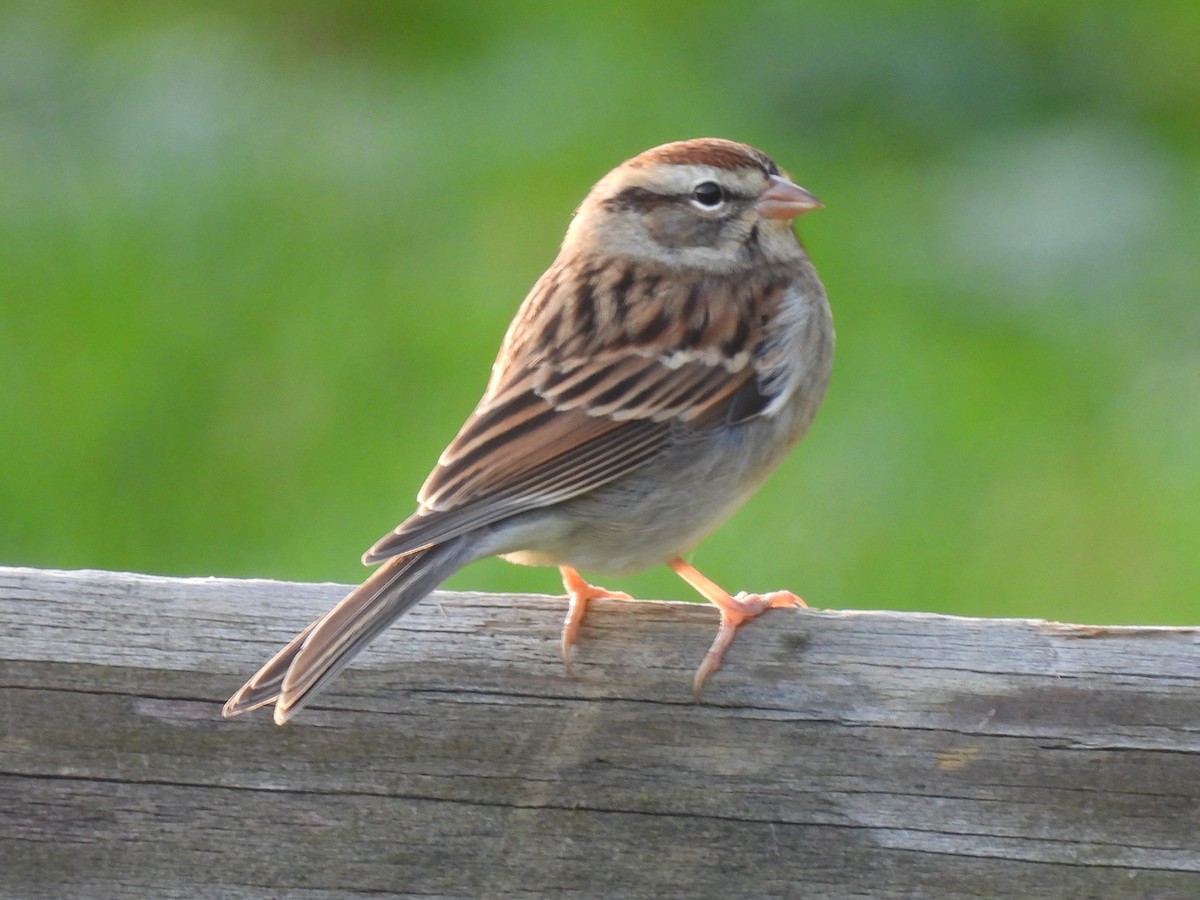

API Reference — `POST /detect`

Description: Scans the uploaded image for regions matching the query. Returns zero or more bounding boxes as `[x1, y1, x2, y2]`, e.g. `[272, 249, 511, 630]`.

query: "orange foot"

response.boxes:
[668, 557, 806, 700]
[559, 565, 633, 671]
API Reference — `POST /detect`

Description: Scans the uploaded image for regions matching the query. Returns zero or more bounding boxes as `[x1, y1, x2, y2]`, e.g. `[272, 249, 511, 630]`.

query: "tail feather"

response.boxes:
[222, 536, 473, 724]
[221, 616, 320, 717]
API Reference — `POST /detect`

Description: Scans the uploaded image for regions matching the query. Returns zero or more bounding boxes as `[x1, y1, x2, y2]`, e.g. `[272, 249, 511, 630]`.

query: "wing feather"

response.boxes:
[364, 255, 785, 565]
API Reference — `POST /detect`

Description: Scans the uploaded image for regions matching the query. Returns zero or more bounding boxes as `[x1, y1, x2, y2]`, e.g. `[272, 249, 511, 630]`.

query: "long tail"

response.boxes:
[222, 535, 473, 724]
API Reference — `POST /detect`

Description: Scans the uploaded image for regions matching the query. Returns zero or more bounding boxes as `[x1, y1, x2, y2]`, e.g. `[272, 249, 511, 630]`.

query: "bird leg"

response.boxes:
[668, 557, 806, 699]
[558, 565, 632, 670]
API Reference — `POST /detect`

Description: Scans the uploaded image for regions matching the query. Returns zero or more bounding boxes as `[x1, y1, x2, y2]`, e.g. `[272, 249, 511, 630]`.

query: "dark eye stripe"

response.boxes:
[606, 183, 751, 212]
[604, 186, 674, 212]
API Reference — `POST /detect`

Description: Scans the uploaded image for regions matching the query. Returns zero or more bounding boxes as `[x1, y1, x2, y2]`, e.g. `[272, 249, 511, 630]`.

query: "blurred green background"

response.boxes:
[2, 2, 1197, 624]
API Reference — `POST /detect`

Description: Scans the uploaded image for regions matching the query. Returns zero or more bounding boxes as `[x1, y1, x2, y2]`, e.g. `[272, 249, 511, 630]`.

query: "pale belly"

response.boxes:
[498, 400, 812, 575]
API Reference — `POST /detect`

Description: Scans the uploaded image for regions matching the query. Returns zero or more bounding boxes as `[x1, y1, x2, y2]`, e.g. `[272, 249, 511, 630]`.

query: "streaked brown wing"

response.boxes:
[363, 256, 775, 566]
[362, 353, 758, 564]
[425, 348, 757, 509]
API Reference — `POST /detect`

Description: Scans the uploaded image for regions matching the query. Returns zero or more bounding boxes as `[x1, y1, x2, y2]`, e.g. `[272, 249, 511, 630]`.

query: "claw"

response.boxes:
[558, 566, 633, 671]
[668, 558, 805, 699]
[690, 590, 804, 699]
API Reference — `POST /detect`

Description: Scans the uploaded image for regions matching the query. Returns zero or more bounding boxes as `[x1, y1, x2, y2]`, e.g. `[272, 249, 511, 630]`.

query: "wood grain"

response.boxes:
[2, 566, 1198, 898]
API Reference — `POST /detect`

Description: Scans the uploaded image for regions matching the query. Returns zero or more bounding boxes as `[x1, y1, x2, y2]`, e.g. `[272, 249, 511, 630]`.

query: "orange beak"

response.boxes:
[758, 174, 822, 220]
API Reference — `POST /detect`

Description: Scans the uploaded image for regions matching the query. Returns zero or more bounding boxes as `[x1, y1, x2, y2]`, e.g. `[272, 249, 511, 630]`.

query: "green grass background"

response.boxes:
[3, 2, 1197, 624]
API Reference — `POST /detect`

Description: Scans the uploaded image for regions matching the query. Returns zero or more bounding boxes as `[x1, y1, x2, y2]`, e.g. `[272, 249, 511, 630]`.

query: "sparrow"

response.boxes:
[223, 138, 833, 724]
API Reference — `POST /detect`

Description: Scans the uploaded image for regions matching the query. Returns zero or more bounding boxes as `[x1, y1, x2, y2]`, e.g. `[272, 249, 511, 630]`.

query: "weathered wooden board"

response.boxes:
[1, 566, 1198, 898]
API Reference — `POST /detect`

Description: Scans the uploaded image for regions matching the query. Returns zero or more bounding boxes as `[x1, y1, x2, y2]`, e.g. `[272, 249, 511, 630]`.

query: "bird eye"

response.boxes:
[691, 181, 725, 208]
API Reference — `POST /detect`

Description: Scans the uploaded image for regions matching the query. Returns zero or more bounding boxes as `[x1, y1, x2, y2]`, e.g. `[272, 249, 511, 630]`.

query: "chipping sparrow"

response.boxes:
[224, 138, 833, 724]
